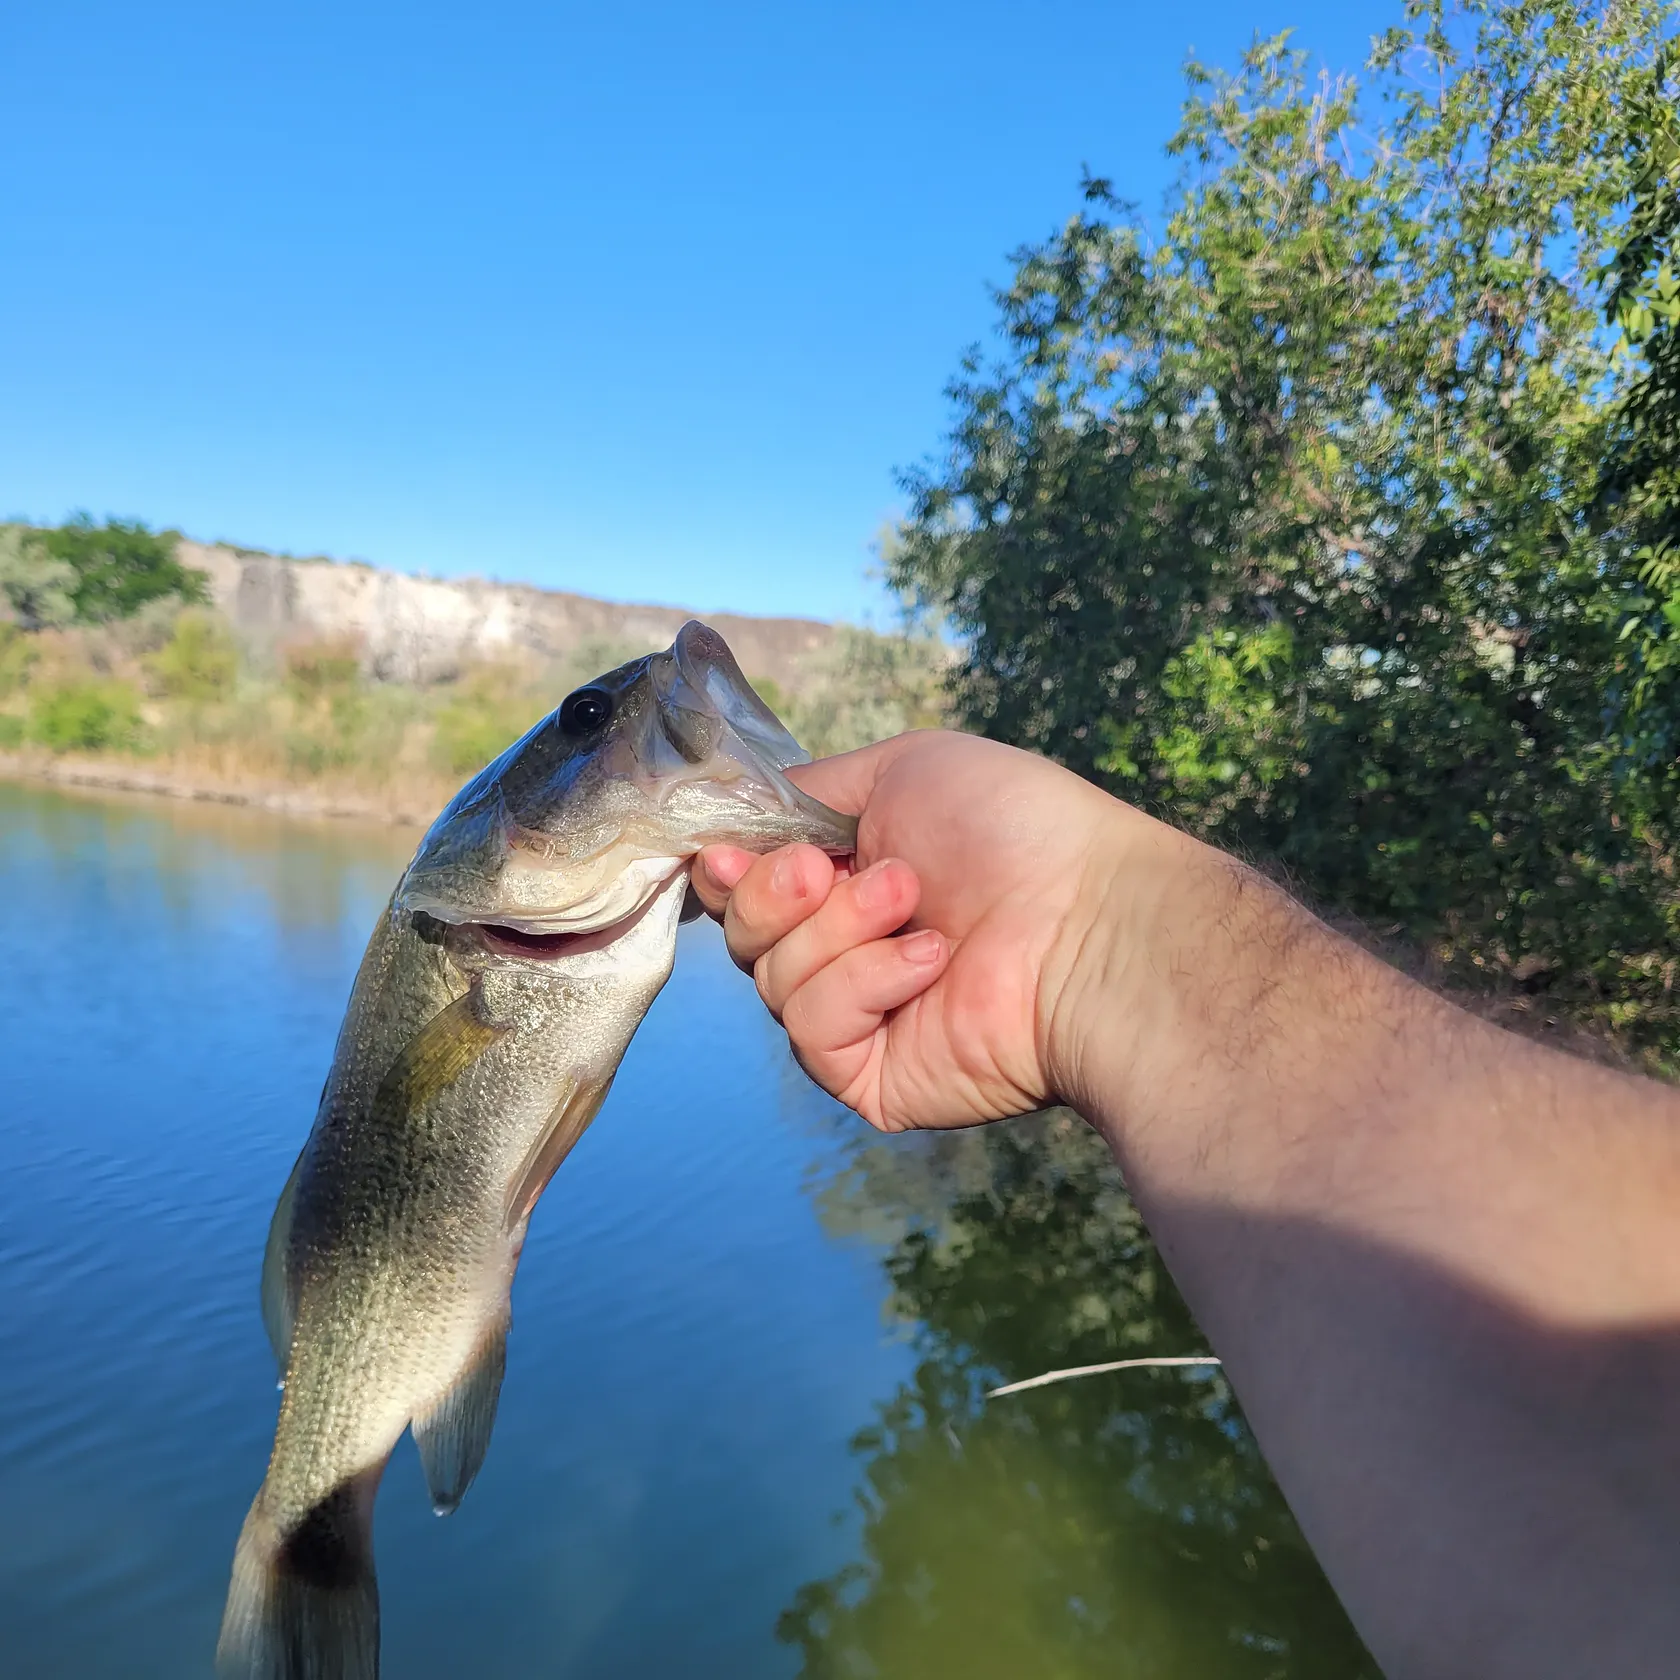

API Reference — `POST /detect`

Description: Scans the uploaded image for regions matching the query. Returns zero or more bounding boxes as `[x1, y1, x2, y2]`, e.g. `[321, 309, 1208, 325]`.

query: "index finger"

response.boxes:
[693, 843, 839, 971]
[690, 734, 918, 919]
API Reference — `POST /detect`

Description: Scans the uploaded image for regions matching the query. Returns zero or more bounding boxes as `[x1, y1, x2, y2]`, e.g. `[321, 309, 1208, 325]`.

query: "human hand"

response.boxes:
[689, 730, 1146, 1133]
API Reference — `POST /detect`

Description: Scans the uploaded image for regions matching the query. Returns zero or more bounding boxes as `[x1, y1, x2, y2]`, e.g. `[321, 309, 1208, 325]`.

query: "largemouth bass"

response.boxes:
[218, 622, 855, 1680]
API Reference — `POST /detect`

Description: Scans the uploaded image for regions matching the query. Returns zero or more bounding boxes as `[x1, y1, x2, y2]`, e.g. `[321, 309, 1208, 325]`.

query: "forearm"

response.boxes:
[1052, 813, 1680, 1677]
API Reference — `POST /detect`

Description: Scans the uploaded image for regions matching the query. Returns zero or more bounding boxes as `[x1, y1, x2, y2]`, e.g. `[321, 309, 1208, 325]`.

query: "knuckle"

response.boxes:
[753, 952, 781, 1018]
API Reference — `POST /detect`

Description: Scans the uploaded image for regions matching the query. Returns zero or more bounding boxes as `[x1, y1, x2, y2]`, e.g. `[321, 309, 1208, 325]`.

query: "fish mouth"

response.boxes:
[395, 620, 855, 935]
[464, 868, 688, 962]
[406, 850, 687, 940]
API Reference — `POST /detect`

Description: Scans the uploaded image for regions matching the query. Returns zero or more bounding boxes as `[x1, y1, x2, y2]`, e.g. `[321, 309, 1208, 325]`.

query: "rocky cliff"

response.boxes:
[180, 541, 837, 688]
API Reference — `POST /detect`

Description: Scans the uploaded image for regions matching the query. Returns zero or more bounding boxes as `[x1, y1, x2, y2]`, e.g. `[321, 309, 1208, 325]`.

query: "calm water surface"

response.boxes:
[0, 782, 1371, 1678]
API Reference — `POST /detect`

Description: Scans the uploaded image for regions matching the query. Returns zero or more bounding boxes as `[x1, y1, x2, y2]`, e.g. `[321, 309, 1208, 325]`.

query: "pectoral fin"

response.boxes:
[412, 1318, 509, 1516]
[371, 992, 504, 1123]
[505, 1077, 613, 1232]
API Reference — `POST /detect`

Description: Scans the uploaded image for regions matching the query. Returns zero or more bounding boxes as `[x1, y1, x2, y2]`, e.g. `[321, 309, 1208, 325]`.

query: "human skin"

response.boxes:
[690, 729, 1680, 1680]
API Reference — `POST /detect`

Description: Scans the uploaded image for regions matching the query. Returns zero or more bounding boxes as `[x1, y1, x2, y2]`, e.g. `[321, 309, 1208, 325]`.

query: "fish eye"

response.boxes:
[558, 686, 614, 736]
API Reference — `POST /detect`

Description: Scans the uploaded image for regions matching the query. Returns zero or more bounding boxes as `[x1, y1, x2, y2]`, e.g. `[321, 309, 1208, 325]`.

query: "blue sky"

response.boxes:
[3, 0, 1396, 623]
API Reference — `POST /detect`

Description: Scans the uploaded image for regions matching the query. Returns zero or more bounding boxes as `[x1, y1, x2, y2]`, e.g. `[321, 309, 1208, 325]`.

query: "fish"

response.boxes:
[217, 621, 856, 1680]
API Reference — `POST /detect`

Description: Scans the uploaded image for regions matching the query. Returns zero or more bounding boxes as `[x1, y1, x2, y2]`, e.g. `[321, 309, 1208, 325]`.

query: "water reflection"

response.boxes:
[784, 1112, 1377, 1679]
[0, 783, 901, 1679]
[0, 780, 414, 945]
[3, 779, 1374, 1676]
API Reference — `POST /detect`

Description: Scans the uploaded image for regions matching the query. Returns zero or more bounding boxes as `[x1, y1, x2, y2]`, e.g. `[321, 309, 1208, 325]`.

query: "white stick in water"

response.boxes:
[986, 1355, 1222, 1398]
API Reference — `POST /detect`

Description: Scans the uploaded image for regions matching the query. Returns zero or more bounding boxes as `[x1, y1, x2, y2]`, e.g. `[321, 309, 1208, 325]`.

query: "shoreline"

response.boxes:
[0, 751, 1655, 1079]
[0, 751, 435, 829]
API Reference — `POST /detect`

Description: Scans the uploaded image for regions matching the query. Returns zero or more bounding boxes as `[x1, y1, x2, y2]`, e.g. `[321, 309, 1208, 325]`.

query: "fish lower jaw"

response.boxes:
[481, 855, 687, 936]
[470, 864, 693, 962]
[405, 855, 687, 941]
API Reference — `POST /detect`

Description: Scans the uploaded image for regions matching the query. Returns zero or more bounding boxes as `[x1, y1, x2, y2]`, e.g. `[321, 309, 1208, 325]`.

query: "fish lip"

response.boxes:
[464, 868, 690, 962]
[403, 856, 688, 936]
[652, 622, 858, 840]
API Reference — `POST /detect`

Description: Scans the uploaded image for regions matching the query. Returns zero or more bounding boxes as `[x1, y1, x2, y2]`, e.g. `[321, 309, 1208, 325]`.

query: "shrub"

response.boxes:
[432, 668, 545, 777]
[283, 637, 362, 697]
[30, 679, 143, 752]
[0, 625, 38, 697]
[0, 527, 76, 629]
[147, 610, 239, 700]
[773, 627, 951, 757]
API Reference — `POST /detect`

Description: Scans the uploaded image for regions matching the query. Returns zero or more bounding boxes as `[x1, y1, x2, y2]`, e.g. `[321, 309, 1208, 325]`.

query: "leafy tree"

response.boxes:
[0, 526, 77, 629]
[1600, 61, 1680, 769]
[892, 1, 1680, 1047]
[40, 514, 207, 622]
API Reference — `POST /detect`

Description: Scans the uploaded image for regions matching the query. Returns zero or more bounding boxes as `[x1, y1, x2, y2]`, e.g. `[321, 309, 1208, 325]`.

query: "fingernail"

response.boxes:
[901, 929, 942, 964]
[771, 851, 808, 899]
[852, 859, 896, 912]
[702, 848, 750, 890]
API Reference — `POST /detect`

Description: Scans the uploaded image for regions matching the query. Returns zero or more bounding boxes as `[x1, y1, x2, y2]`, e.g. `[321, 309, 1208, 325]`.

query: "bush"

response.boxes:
[773, 626, 950, 758]
[147, 610, 239, 700]
[0, 625, 38, 698]
[0, 527, 76, 629]
[30, 680, 143, 752]
[283, 636, 362, 697]
[432, 668, 545, 777]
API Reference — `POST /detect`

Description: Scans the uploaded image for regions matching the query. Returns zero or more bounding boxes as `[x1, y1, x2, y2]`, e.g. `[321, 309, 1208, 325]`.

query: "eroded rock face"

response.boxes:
[181, 541, 834, 688]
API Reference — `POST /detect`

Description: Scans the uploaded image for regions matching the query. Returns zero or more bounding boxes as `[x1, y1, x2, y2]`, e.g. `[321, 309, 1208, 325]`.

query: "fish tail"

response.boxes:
[216, 1473, 380, 1680]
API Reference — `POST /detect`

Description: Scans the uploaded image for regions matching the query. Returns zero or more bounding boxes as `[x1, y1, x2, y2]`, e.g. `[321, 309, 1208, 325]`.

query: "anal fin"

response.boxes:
[411, 1318, 509, 1516]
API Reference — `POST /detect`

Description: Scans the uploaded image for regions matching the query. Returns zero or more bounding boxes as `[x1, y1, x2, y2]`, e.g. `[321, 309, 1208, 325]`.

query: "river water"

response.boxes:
[0, 781, 1372, 1678]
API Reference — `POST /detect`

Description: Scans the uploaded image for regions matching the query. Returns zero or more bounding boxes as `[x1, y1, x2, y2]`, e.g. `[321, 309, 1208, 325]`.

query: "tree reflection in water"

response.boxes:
[780, 1109, 1377, 1679]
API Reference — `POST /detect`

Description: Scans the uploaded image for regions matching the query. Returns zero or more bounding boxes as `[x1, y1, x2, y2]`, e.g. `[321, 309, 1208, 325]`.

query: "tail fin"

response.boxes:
[216, 1475, 380, 1680]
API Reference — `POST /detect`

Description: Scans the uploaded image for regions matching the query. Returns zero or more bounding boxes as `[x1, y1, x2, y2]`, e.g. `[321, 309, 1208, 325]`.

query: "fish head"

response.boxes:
[397, 620, 857, 939]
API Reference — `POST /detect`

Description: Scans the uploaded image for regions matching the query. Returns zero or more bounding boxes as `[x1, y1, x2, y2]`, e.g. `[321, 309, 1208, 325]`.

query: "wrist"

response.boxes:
[1042, 799, 1398, 1192]
[1040, 799, 1197, 1138]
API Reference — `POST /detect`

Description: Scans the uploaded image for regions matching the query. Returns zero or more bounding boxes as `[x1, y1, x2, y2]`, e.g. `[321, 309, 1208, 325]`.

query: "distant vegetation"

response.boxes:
[8, 6, 1676, 1063]
[892, 0, 1680, 1058]
[0, 515, 205, 628]
[0, 516, 949, 814]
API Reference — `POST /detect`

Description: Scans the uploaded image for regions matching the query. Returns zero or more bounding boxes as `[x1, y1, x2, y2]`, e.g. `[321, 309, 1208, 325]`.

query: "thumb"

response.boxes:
[783, 733, 926, 818]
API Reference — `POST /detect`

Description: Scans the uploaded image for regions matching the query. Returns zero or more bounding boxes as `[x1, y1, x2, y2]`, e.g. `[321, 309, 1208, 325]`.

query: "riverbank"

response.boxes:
[4, 744, 1648, 1084]
[0, 749, 442, 827]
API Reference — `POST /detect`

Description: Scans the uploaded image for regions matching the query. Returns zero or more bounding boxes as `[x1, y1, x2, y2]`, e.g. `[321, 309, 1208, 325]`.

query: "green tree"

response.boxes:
[893, 0, 1680, 1046]
[1600, 59, 1680, 770]
[0, 526, 77, 629]
[41, 514, 207, 621]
